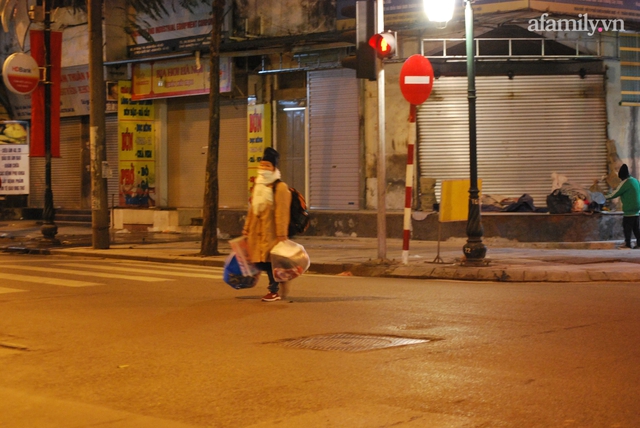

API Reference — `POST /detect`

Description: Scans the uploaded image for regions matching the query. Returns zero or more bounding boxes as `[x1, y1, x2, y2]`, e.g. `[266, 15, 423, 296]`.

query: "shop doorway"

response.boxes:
[276, 100, 306, 197]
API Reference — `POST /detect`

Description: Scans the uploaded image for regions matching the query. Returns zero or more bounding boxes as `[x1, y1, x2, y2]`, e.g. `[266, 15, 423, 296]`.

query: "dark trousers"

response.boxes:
[622, 216, 640, 247]
[254, 262, 279, 293]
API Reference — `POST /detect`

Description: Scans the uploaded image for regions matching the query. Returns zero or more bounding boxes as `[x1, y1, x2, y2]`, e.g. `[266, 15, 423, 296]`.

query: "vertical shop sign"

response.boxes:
[247, 101, 272, 196]
[0, 121, 30, 195]
[117, 81, 156, 207]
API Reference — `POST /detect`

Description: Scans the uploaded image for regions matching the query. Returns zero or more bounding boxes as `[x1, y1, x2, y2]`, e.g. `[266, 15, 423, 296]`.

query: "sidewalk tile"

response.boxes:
[503, 268, 525, 282]
[430, 267, 457, 280]
[453, 268, 481, 280]
[475, 269, 509, 281]
[587, 271, 608, 281]
[546, 271, 573, 282]
[604, 271, 640, 282]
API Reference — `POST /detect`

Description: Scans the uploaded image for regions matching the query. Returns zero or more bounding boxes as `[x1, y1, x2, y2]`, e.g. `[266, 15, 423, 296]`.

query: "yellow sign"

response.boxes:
[439, 179, 482, 222]
[247, 103, 272, 195]
[117, 81, 154, 120]
[131, 56, 232, 100]
[118, 81, 156, 207]
[132, 59, 206, 99]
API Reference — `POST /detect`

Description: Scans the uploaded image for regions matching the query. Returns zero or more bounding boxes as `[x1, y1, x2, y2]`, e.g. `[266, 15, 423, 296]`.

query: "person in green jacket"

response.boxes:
[606, 164, 640, 249]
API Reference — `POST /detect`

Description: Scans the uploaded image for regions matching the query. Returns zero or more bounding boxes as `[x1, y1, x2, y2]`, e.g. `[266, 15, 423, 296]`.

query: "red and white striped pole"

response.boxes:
[402, 104, 417, 265]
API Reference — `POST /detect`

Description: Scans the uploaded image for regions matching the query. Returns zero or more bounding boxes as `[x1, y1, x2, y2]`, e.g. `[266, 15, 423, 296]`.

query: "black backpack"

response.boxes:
[275, 180, 310, 237]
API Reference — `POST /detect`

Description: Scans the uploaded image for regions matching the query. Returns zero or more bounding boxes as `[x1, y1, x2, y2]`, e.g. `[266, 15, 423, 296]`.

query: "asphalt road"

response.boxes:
[1, 253, 639, 427]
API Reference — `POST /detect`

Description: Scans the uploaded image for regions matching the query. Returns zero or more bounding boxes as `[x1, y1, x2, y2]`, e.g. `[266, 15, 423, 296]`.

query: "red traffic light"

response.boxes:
[368, 32, 396, 59]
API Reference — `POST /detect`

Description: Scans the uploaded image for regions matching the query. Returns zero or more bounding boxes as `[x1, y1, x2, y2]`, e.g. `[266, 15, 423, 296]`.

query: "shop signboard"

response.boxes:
[247, 100, 272, 197]
[117, 81, 156, 207]
[2, 53, 39, 95]
[128, 1, 212, 57]
[0, 121, 29, 195]
[9, 65, 113, 120]
[131, 56, 232, 100]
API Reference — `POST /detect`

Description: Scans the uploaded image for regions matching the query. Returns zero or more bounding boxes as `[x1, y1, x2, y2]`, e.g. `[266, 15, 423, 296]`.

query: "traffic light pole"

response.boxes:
[375, 0, 386, 260]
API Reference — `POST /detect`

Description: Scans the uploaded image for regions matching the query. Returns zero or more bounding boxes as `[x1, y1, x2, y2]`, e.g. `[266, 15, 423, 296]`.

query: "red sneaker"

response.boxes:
[261, 293, 281, 302]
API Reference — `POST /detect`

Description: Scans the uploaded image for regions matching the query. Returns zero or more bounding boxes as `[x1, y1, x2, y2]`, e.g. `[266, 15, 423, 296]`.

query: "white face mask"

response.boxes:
[258, 169, 274, 181]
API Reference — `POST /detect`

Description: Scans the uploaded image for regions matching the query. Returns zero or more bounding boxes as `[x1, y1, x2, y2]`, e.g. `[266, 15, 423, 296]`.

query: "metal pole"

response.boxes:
[402, 104, 416, 265]
[376, 0, 386, 260]
[89, 0, 110, 249]
[462, 0, 486, 265]
[40, 0, 58, 244]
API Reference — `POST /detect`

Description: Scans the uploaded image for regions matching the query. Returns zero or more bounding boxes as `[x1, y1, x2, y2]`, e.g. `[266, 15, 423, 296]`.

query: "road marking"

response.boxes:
[2, 265, 173, 283]
[114, 261, 224, 273]
[0, 286, 27, 294]
[0, 273, 100, 287]
[56, 263, 223, 280]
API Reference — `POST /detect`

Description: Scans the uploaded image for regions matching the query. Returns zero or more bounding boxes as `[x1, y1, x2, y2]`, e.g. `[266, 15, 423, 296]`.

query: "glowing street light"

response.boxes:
[423, 0, 455, 24]
[424, 0, 487, 265]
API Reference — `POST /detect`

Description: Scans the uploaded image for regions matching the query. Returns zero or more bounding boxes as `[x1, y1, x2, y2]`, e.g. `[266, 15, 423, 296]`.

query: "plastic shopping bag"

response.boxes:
[223, 252, 260, 289]
[270, 240, 311, 282]
[229, 236, 260, 276]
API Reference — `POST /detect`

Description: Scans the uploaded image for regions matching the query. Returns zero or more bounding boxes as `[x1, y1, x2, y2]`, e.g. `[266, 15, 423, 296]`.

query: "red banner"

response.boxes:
[30, 30, 62, 157]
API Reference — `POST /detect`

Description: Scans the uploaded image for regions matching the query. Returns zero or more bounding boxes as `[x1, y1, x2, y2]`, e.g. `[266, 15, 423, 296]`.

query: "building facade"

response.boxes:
[0, 0, 638, 233]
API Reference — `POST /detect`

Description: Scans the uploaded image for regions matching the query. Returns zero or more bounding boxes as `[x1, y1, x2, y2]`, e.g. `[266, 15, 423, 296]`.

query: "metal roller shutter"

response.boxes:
[417, 74, 607, 207]
[219, 104, 249, 208]
[308, 69, 360, 210]
[29, 117, 82, 209]
[167, 97, 247, 208]
[105, 115, 119, 207]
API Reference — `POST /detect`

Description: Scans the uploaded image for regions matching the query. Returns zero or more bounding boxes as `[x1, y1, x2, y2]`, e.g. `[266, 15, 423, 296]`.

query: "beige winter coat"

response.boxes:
[243, 181, 291, 263]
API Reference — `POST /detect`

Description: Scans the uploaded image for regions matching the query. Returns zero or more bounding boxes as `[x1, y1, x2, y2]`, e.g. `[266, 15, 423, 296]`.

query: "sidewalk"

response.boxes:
[2, 220, 640, 282]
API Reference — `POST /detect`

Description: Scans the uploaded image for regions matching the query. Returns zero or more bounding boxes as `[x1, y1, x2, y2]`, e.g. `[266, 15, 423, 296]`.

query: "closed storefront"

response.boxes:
[167, 96, 247, 208]
[417, 74, 607, 207]
[308, 69, 361, 210]
[29, 117, 83, 209]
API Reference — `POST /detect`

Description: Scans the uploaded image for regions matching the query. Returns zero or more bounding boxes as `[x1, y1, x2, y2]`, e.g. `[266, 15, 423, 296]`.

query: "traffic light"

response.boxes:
[369, 32, 397, 59]
[340, 0, 377, 81]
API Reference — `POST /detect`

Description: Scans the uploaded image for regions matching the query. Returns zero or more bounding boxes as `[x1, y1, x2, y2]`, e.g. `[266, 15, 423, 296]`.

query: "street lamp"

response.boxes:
[424, 0, 486, 265]
[423, 0, 455, 24]
[40, 0, 59, 244]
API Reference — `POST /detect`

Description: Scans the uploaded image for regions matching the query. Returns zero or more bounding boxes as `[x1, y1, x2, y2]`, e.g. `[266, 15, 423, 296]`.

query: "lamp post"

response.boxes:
[424, 0, 486, 265]
[40, 0, 58, 244]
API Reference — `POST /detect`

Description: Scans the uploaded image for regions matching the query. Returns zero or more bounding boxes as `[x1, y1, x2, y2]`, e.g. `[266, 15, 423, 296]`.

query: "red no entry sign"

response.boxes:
[399, 54, 434, 105]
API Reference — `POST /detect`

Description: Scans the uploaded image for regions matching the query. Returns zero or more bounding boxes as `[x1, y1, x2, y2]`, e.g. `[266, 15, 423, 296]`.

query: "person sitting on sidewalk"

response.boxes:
[606, 163, 640, 249]
[243, 147, 292, 301]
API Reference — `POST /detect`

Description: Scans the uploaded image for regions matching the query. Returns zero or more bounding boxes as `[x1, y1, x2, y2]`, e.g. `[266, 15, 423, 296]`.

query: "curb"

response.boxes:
[5, 245, 640, 284]
[4, 246, 51, 255]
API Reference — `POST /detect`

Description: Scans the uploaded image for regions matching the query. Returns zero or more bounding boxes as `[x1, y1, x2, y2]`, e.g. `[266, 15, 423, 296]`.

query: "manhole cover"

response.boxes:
[273, 333, 430, 352]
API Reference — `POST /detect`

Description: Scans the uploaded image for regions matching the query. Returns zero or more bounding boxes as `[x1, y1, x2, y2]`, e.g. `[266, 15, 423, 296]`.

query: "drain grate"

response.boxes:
[273, 333, 430, 352]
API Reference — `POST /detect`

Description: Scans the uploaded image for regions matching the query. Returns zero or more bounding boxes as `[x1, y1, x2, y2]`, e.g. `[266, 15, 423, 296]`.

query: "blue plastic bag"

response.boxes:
[223, 253, 260, 289]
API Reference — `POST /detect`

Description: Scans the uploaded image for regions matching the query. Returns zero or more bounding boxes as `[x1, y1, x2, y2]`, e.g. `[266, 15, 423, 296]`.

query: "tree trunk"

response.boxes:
[200, 0, 225, 256]
[88, 0, 110, 249]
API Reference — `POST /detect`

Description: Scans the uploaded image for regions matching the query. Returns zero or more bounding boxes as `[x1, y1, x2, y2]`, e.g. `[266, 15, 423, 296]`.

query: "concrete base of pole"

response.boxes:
[462, 240, 488, 266]
[38, 223, 60, 247]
